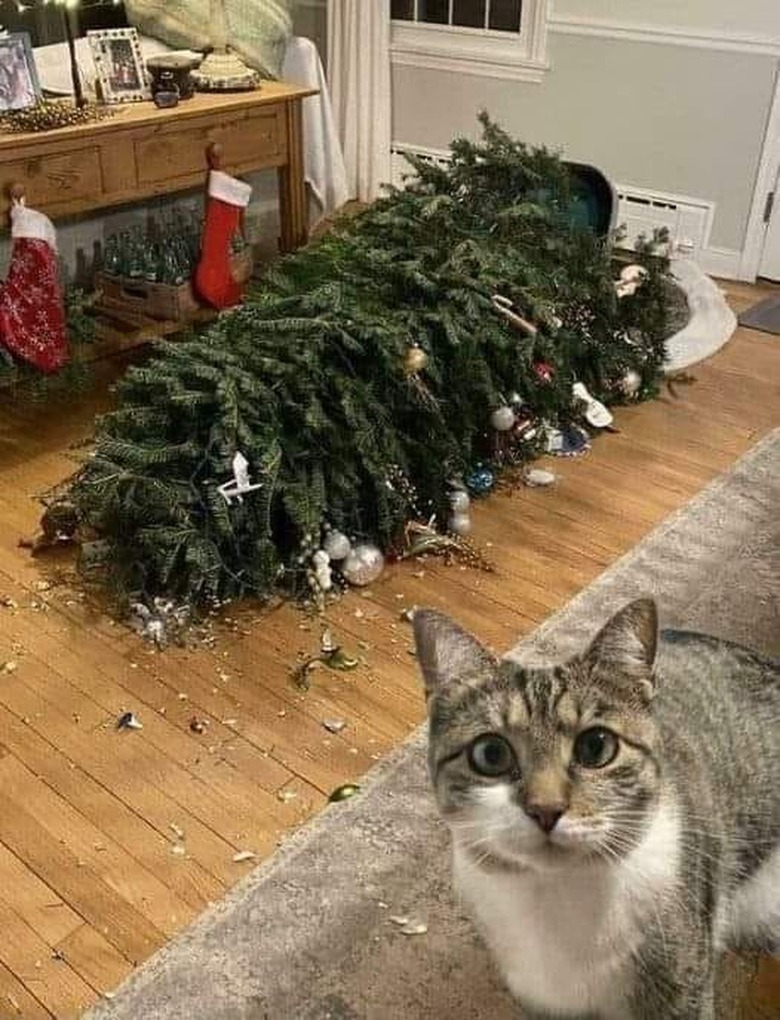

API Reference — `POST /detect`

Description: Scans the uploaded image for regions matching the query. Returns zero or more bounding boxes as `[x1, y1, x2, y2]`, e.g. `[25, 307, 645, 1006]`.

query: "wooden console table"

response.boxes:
[0, 83, 317, 356]
[0, 81, 317, 252]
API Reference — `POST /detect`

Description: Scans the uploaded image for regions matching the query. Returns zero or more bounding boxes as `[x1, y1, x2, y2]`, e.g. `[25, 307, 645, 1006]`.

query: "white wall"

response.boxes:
[553, 1, 780, 39]
[393, 3, 780, 270]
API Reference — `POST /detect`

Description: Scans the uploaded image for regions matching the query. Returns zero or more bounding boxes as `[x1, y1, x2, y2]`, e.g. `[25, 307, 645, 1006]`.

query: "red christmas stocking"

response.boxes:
[0, 199, 68, 373]
[194, 170, 253, 310]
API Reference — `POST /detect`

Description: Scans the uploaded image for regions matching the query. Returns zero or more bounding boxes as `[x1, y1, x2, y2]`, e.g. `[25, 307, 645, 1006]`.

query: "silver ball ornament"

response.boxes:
[448, 512, 472, 536]
[490, 405, 516, 432]
[323, 529, 351, 561]
[342, 543, 385, 587]
[621, 369, 642, 396]
[450, 490, 471, 514]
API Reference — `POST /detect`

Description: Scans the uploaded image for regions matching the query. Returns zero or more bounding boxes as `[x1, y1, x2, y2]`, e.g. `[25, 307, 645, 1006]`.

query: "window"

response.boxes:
[390, 0, 549, 82]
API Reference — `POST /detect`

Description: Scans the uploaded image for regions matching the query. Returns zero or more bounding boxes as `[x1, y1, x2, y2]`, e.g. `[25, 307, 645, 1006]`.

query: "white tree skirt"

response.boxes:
[663, 259, 736, 373]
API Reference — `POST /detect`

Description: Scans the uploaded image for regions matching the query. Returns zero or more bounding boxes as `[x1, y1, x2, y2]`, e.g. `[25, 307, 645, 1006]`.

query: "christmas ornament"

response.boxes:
[401, 518, 494, 572]
[513, 414, 537, 441]
[448, 512, 472, 536]
[572, 381, 613, 429]
[615, 264, 648, 298]
[545, 424, 591, 458]
[322, 718, 347, 734]
[465, 465, 495, 496]
[41, 501, 79, 541]
[292, 628, 359, 690]
[218, 452, 263, 504]
[491, 294, 538, 335]
[402, 344, 429, 375]
[449, 489, 471, 514]
[116, 711, 143, 732]
[342, 543, 385, 586]
[0, 193, 68, 372]
[194, 144, 253, 310]
[620, 369, 642, 397]
[534, 361, 555, 384]
[323, 528, 351, 561]
[524, 468, 556, 487]
[490, 404, 516, 431]
[329, 783, 361, 803]
[129, 597, 189, 647]
[311, 549, 332, 591]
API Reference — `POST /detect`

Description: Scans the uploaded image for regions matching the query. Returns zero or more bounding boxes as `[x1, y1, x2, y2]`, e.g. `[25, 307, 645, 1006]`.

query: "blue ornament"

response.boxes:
[465, 464, 495, 496]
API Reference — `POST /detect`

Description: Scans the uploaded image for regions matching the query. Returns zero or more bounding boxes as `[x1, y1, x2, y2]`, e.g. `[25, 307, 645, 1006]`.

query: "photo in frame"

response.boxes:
[0, 33, 41, 112]
[88, 28, 149, 104]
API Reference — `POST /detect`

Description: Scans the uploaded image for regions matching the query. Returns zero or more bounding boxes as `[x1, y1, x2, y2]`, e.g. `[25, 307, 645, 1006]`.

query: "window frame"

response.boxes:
[390, 0, 549, 82]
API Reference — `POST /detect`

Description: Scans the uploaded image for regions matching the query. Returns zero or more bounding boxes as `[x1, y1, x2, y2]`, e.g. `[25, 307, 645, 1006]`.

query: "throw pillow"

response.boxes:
[123, 0, 293, 80]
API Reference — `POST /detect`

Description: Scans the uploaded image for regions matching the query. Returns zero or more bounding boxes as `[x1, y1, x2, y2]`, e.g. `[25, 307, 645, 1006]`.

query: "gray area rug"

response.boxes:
[738, 293, 780, 336]
[88, 430, 779, 1020]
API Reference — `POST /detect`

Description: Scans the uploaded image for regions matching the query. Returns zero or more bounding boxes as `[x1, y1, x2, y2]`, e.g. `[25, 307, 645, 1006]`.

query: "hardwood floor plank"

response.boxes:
[0, 957, 53, 1019]
[0, 706, 223, 911]
[0, 899, 94, 1019]
[0, 779, 164, 966]
[53, 926, 133, 1003]
[0, 844, 83, 947]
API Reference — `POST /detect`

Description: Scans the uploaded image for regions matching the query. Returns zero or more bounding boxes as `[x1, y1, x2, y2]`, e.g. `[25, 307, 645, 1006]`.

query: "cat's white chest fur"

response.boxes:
[452, 800, 681, 1017]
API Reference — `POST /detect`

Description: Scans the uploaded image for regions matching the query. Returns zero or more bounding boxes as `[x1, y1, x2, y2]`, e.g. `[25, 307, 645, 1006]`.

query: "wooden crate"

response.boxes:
[94, 271, 202, 324]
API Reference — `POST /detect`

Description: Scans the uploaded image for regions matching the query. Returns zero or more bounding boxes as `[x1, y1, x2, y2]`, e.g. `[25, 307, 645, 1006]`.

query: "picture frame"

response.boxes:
[0, 33, 41, 113]
[88, 28, 149, 105]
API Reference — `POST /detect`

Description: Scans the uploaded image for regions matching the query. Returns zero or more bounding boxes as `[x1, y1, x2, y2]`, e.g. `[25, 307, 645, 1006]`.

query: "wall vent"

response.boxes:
[390, 144, 714, 259]
[390, 144, 451, 189]
[615, 186, 714, 258]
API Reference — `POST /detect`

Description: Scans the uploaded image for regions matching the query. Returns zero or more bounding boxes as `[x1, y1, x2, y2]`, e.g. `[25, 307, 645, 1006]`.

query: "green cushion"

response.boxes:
[124, 0, 293, 80]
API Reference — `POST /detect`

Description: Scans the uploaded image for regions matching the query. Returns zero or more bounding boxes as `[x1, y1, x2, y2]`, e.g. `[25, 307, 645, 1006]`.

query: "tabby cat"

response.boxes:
[413, 599, 780, 1019]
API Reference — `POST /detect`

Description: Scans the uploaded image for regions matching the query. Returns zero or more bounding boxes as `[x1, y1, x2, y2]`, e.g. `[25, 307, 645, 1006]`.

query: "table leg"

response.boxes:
[278, 98, 308, 252]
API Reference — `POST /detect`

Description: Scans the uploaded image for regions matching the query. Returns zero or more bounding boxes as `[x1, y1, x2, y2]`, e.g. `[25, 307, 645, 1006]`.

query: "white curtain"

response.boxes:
[327, 0, 392, 202]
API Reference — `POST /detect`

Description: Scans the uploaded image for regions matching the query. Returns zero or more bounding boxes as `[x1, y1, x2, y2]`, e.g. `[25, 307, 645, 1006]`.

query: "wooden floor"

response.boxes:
[0, 280, 777, 1018]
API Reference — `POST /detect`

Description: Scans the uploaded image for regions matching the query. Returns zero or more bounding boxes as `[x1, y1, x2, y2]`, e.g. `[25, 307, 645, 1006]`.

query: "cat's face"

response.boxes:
[414, 599, 662, 873]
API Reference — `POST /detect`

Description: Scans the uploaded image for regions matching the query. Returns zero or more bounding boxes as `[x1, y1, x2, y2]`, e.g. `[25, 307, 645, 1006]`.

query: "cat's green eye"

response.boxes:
[468, 734, 516, 777]
[574, 727, 619, 769]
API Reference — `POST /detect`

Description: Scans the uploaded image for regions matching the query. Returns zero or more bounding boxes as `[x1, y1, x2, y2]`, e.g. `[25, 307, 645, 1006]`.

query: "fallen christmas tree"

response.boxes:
[62, 115, 675, 611]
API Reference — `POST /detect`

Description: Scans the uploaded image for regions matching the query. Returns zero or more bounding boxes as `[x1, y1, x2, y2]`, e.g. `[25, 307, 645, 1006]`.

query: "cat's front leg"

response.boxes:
[630, 937, 716, 1020]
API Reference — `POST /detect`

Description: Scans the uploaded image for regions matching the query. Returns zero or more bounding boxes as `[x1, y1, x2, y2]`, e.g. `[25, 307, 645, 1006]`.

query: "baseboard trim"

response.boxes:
[697, 247, 744, 281]
[549, 15, 780, 57]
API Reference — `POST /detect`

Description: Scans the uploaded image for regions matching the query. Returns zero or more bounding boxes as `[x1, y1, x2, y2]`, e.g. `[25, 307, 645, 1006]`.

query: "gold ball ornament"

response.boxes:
[402, 345, 429, 375]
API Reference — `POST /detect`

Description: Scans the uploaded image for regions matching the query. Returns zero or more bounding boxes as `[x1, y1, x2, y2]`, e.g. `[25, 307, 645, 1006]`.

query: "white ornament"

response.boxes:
[448, 512, 471, 536]
[218, 452, 263, 504]
[323, 529, 351, 561]
[615, 264, 648, 299]
[572, 381, 613, 429]
[342, 543, 385, 587]
[524, 468, 556, 487]
[311, 549, 332, 591]
[620, 264, 648, 284]
[490, 405, 516, 431]
[449, 490, 470, 514]
[621, 369, 642, 396]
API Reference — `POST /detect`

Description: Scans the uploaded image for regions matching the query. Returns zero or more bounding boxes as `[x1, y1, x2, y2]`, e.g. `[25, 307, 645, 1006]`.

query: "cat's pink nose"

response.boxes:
[526, 805, 564, 834]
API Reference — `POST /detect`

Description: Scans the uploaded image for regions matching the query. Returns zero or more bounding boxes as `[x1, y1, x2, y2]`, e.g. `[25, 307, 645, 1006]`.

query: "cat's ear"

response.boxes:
[584, 598, 658, 699]
[413, 609, 496, 697]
